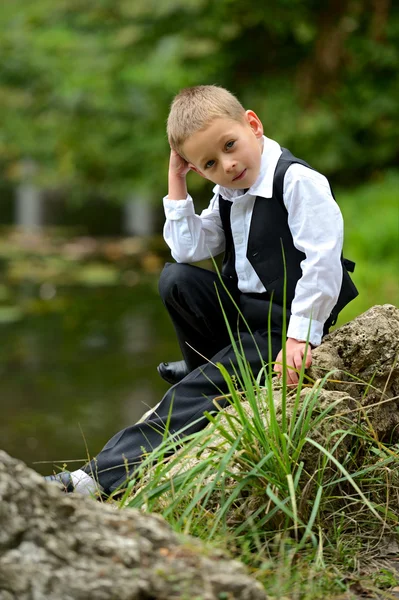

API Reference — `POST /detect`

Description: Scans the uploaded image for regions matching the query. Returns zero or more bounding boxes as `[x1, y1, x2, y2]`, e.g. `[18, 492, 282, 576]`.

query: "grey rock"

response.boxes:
[309, 304, 399, 441]
[0, 452, 267, 600]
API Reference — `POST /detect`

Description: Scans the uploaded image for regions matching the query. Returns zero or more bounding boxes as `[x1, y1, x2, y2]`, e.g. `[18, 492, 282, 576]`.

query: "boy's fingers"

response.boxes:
[273, 363, 282, 376]
[273, 350, 283, 374]
[293, 352, 303, 371]
[273, 343, 312, 386]
[287, 372, 298, 387]
[274, 345, 311, 373]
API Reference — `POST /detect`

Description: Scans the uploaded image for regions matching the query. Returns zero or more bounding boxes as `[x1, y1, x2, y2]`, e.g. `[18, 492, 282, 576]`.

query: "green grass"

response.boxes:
[112, 267, 399, 599]
[116, 365, 398, 597]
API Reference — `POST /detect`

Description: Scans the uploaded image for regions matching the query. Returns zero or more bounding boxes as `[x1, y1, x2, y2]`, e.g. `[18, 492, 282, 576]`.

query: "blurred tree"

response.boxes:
[0, 0, 398, 201]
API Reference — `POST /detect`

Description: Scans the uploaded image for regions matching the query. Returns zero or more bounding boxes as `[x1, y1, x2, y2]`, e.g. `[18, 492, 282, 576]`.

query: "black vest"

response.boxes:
[219, 148, 358, 329]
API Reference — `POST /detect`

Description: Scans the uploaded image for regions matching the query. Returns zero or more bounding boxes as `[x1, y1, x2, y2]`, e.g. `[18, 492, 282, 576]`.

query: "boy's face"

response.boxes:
[182, 110, 264, 189]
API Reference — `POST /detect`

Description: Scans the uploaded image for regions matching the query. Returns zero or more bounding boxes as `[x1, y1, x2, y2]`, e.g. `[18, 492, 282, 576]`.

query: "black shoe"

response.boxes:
[44, 472, 74, 493]
[157, 360, 189, 385]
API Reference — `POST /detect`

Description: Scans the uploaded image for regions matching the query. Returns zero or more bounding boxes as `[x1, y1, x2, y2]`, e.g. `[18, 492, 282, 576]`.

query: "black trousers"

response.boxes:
[84, 263, 285, 494]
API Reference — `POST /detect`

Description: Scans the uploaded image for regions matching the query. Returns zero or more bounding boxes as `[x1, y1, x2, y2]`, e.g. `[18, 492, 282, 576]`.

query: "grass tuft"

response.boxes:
[116, 270, 399, 598]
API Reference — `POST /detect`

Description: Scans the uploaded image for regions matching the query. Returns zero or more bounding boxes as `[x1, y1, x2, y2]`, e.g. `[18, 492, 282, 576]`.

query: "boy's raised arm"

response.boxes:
[163, 150, 225, 263]
[168, 150, 190, 200]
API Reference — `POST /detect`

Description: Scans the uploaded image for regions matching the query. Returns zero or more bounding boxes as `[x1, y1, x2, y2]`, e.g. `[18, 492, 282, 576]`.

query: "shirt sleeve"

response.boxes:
[283, 164, 343, 346]
[163, 193, 226, 263]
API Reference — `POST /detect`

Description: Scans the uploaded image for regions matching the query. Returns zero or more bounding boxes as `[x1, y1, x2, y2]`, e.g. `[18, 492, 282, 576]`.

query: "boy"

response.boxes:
[45, 85, 357, 496]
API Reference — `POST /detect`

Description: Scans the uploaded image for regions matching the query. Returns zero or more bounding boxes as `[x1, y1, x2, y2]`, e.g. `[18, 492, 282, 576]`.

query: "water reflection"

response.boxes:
[0, 280, 179, 475]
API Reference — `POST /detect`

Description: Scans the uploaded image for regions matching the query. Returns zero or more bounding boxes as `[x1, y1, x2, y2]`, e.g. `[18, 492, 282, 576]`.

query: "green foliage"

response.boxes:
[118, 363, 399, 596]
[337, 170, 399, 324]
[114, 292, 399, 597]
[0, 0, 398, 199]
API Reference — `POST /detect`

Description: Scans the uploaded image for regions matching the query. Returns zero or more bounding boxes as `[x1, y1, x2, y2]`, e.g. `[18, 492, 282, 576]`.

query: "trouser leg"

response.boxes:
[158, 263, 241, 371]
[84, 327, 282, 494]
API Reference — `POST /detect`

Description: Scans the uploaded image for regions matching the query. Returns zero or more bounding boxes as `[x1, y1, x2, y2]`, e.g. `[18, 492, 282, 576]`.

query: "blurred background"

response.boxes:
[0, 0, 398, 475]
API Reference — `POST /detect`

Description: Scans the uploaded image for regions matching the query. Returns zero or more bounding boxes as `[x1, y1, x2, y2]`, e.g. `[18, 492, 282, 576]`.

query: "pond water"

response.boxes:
[0, 279, 180, 476]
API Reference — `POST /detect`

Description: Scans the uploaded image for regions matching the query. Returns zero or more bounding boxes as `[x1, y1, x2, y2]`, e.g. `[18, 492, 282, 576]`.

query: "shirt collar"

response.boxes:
[213, 135, 282, 201]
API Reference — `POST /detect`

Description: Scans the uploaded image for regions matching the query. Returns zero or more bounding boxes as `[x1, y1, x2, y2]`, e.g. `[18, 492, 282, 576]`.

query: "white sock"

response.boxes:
[70, 469, 102, 495]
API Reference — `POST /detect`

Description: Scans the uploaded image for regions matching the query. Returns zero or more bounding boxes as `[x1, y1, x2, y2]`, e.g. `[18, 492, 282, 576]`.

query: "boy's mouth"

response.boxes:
[232, 168, 247, 182]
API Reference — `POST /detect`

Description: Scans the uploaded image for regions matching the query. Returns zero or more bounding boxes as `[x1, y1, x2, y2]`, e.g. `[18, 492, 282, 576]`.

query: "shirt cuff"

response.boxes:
[287, 314, 324, 347]
[163, 195, 195, 220]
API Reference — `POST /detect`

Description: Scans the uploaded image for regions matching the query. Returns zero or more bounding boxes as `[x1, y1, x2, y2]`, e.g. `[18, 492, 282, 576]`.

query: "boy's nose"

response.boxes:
[223, 158, 237, 173]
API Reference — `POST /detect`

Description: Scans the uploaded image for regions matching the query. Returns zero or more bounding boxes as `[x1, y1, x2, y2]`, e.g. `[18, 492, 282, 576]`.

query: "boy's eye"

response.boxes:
[225, 140, 235, 149]
[205, 159, 215, 169]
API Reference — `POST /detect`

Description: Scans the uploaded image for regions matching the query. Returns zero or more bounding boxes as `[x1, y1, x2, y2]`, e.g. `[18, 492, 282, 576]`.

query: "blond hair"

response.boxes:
[167, 85, 245, 156]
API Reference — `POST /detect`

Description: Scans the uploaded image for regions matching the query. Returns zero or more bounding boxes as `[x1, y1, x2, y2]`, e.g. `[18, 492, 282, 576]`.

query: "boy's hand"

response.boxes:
[273, 337, 312, 386]
[168, 150, 190, 200]
[169, 149, 191, 179]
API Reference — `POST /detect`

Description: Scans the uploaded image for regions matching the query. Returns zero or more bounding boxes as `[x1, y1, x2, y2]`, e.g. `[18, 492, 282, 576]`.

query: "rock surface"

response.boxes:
[309, 304, 399, 441]
[0, 452, 267, 600]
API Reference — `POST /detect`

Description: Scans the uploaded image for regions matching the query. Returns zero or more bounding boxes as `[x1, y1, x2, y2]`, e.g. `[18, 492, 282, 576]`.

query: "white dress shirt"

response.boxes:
[163, 136, 343, 346]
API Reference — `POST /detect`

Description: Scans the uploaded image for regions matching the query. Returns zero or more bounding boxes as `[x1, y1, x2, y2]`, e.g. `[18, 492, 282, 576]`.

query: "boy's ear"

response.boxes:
[245, 110, 263, 138]
[188, 164, 206, 178]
